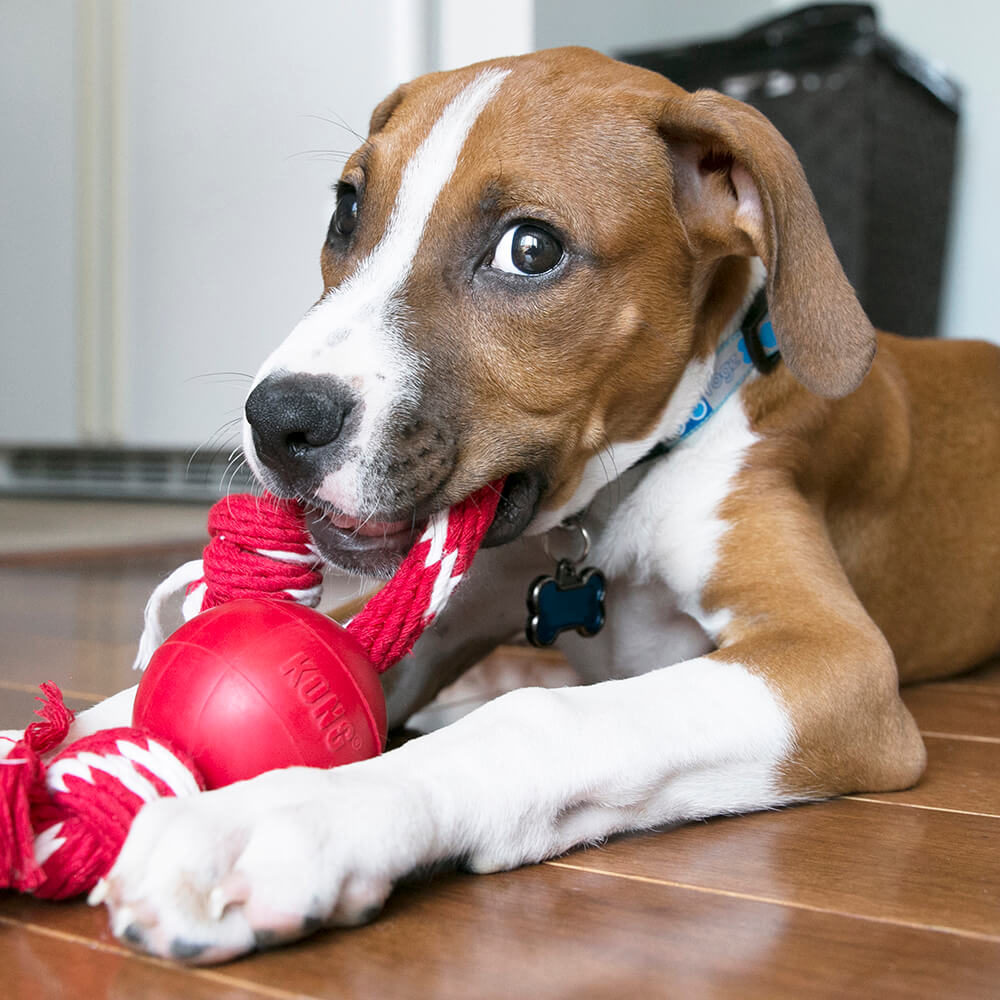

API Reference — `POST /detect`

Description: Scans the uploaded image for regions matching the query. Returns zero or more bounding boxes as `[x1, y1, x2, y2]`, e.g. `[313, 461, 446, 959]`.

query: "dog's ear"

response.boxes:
[368, 85, 408, 136]
[659, 89, 875, 398]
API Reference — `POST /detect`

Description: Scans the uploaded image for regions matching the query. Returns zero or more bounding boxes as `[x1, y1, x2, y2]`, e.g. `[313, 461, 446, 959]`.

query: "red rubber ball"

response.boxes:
[133, 599, 387, 788]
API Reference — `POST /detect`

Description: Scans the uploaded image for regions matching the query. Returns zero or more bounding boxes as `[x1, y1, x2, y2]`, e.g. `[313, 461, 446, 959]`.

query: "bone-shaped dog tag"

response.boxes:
[526, 559, 607, 647]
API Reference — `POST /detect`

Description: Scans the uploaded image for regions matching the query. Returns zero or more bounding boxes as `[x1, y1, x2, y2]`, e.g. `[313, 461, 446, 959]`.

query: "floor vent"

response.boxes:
[0, 447, 255, 501]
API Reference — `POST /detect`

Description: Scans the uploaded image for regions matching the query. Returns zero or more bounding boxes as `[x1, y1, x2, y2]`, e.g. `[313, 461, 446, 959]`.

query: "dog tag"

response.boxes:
[526, 558, 607, 647]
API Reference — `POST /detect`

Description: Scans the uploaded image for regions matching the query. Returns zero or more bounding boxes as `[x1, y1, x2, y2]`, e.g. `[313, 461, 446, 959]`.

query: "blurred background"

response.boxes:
[0, 1, 995, 536]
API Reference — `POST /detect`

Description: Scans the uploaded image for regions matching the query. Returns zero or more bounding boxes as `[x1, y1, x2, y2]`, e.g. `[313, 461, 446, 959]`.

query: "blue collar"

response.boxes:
[635, 288, 780, 466]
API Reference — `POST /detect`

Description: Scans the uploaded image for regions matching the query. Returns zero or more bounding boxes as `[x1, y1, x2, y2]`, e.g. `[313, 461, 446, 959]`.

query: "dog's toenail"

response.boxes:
[253, 929, 281, 949]
[170, 938, 209, 961]
[356, 903, 384, 925]
[122, 922, 145, 947]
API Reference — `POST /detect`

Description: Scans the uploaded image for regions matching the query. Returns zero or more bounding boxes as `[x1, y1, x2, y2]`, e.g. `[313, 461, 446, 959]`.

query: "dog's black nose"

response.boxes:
[245, 373, 356, 480]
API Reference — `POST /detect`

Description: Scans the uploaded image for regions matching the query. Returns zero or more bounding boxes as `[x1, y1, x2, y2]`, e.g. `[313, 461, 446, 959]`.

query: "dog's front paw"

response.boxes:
[95, 766, 421, 964]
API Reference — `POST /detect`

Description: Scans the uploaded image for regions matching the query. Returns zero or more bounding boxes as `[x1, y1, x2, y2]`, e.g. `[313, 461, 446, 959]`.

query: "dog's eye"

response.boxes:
[331, 187, 359, 238]
[490, 223, 563, 276]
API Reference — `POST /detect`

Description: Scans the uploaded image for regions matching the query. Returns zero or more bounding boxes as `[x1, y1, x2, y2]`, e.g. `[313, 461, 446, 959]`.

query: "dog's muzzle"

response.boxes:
[244, 372, 359, 494]
[244, 372, 547, 575]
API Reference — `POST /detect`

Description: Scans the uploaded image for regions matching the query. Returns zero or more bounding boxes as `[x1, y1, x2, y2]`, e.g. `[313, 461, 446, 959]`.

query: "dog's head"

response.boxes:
[243, 47, 873, 576]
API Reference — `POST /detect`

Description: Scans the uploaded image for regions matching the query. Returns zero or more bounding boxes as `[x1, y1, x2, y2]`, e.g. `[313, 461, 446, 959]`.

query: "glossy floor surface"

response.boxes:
[2, 545, 999, 998]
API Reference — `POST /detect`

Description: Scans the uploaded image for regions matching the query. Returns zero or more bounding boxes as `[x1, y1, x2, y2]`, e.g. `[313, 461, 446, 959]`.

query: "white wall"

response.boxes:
[122, 0, 533, 448]
[0, 1, 79, 443]
[534, 0, 771, 53]
[2, 1, 996, 455]
[0, 0, 537, 451]
[123, 1, 431, 447]
[434, 0, 534, 70]
[0, 1, 436, 449]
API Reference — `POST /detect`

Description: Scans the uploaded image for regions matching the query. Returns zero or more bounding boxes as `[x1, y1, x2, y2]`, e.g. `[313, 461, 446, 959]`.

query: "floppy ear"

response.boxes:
[660, 89, 875, 398]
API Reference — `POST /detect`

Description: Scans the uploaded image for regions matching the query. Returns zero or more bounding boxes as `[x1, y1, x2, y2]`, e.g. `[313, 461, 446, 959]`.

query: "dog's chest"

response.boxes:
[558, 576, 712, 681]
[559, 396, 758, 678]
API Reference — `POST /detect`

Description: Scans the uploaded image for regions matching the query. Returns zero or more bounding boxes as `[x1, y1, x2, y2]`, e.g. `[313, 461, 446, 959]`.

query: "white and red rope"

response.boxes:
[347, 483, 502, 672]
[2, 482, 503, 899]
[133, 493, 326, 671]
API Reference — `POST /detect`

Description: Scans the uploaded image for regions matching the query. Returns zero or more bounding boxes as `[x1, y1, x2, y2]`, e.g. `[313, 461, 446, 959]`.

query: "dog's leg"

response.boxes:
[98, 657, 785, 962]
[381, 539, 551, 726]
[97, 624, 921, 965]
[98, 473, 928, 963]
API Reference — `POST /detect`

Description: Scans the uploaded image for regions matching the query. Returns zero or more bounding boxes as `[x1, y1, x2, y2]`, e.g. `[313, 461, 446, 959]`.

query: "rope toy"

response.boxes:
[1, 483, 503, 900]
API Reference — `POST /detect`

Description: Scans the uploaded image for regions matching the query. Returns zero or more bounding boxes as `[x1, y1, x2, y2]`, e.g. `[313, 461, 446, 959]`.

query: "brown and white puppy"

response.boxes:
[53, 48, 1000, 962]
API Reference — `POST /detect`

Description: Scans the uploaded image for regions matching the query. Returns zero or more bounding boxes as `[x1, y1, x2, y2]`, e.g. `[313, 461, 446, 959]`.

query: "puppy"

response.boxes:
[24, 47, 1000, 963]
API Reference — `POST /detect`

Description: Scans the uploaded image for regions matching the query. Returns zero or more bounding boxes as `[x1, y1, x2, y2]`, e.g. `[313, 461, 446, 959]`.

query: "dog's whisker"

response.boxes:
[483, 481, 504, 500]
[350, 508, 380, 541]
[220, 455, 249, 496]
[296, 491, 323, 520]
[594, 441, 613, 508]
[287, 148, 353, 164]
[185, 371, 254, 384]
[218, 455, 242, 488]
[307, 109, 365, 143]
[188, 420, 243, 480]
[597, 431, 624, 514]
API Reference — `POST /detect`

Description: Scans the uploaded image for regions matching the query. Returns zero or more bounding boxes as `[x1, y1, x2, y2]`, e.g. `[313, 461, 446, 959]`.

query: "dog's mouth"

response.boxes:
[482, 470, 546, 547]
[306, 508, 423, 577]
[324, 510, 416, 538]
[304, 470, 545, 577]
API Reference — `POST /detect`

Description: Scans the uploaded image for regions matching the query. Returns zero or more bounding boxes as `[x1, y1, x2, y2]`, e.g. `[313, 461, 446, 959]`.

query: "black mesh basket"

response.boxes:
[622, 3, 961, 339]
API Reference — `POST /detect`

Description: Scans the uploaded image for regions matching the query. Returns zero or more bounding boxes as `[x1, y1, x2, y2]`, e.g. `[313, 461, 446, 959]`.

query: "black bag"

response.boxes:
[622, 3, 961, 339]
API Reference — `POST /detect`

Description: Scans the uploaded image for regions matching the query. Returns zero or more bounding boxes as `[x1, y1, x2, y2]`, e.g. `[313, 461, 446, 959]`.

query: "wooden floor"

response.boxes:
[2, 548, 1000, 999]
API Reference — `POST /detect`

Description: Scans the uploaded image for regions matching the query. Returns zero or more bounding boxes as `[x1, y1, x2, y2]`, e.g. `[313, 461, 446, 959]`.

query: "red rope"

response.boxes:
[2, 481, 505, 900]
[0, 683, 76, 892]
[200, 494, 322, 609]
[2, 708, 204, 900]
[347, 483, 503, 672]
[193, 482, 503, 673]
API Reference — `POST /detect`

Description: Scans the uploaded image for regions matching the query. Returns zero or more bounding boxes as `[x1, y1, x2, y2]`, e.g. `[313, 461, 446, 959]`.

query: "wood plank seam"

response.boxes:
[0, 914, 321, 1000]
[919, 730, 1000, 745]
[847, 796, 1000, 819]
[542, 861, 1000, 943]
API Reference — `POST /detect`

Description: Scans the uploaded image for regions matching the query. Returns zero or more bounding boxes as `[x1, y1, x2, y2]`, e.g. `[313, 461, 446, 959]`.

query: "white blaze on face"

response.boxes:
[244, 68, 511, 513]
